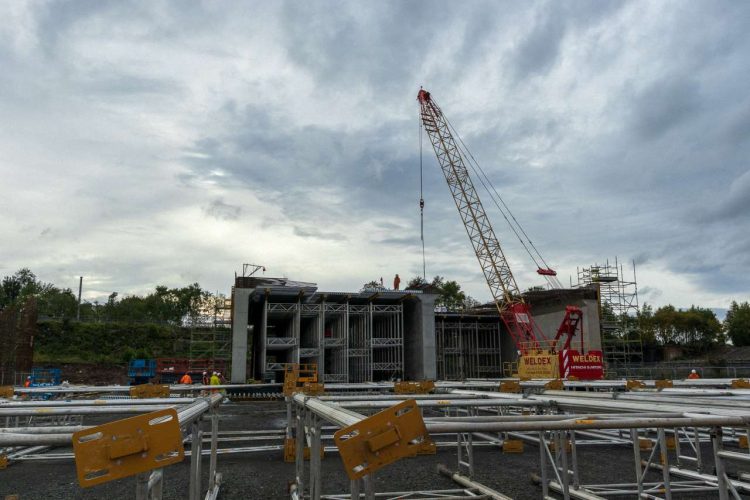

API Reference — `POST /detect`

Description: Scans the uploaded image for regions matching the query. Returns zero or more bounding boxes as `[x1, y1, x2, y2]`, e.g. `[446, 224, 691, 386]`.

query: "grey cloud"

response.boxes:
[513, 7, 566, 79]
[511, 1, 624, 80]
[725, 105, 750, 145]
[630, 79, 702, 140]
[292, 226, 347, 242]
[700, 170, 750, 223]
[203, 199, 242, 221]
[2, 1, 750, 308]
[181, 104, 426, 228]
[277, 2, 452, 93]
[633, 253, 650, 266]
[639, 286, 663, 302]
[78, 72, 179, 97]
[376, 236, 421, 248]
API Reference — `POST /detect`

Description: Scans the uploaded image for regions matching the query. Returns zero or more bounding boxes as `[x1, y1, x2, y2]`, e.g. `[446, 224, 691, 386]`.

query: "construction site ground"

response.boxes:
[1, 400, 728, 499]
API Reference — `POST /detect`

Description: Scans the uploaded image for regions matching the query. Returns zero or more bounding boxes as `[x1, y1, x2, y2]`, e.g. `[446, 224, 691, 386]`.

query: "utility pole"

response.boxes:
[77, 276, 83, 321]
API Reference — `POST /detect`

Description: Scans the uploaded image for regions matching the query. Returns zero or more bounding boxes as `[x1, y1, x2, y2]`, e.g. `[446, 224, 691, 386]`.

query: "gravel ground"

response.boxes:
[0, 401, 737, 499]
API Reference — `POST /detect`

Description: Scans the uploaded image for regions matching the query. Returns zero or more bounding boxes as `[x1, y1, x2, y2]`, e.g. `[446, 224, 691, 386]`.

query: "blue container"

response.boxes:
[30, 368, 62, 387]
[128, 359, 156, 378]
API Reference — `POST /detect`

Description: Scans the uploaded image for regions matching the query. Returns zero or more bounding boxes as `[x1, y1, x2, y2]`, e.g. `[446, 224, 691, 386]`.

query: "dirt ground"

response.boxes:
[0, 401, 734, 499]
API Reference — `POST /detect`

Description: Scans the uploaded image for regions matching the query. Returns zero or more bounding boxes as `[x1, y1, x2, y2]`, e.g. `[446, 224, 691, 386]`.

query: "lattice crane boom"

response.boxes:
[418, 88, 542, 352]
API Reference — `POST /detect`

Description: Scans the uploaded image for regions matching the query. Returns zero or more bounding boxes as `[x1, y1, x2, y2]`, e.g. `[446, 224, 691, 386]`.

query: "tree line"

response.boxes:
[0, 268, 225, 325]
[5, 268, 750, 350]
[589, 301, 750, 351]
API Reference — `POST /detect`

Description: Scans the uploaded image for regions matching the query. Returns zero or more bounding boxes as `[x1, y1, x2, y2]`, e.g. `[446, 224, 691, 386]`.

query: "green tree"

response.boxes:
[406, 276, 427, 289]
[437, 280, 466, 310]
[679, 306, 722, 350]
[360, 280, 382, 292]
[641, 304, 722, 352]
[726, 301, 750, 346]
[37, 287, 78, 318]
[636, 303, 657, 346]
[0, 268, 78, 318]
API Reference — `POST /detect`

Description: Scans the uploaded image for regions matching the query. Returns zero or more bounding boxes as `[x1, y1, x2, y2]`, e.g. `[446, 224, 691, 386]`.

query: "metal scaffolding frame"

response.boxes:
[8, 377, 750, 499]
[261, 300, 404, 383]
[370, 305, 404, 379]
[188, 296, 232, 369]
[1, 390, 224, 500]
[577, 258, 642, 373]
[323, 304, 349, 383]
[436, 317, 503, 380]
[286, 379, 750, 500]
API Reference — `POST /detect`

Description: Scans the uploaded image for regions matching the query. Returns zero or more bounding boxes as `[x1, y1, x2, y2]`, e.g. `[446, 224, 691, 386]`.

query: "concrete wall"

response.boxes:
[230, 288, 252, 383]
[529, 297, 601, 352]
[403, 293, 437, 380]
[231, 283, 437, 383]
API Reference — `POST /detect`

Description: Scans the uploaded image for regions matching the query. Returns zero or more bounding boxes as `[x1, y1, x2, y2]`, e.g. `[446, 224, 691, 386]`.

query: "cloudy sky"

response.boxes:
[1, 1, 748, 311]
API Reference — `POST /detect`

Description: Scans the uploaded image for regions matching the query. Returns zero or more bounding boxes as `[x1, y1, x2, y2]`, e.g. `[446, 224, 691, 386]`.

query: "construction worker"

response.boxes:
[688, 369, 700, 380]
[179, 372, 192, 384]
[393, 274, 401, 290]
[24, 376, 31, 388]
[202, 371, 209, 386]
[215, 372, 229, 402]
[210, 371, 221, 393]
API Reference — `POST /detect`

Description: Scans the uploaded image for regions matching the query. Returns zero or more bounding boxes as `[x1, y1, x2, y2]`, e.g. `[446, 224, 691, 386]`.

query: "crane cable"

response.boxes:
[441, 109, 562, 287]
[443, 115, 541, 267]
[419, 116, 426, 281]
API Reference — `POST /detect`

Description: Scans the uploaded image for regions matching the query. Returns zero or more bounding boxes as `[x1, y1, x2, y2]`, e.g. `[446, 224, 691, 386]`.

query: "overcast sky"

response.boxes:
[1, 1, 748, 311]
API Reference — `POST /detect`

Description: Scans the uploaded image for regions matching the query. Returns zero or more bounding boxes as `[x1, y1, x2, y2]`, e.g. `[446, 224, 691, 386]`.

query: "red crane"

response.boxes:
[417, 88, 595, 375]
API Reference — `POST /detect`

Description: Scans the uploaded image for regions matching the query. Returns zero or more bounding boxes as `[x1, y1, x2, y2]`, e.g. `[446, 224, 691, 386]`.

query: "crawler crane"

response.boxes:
[417, 88, 602, 379]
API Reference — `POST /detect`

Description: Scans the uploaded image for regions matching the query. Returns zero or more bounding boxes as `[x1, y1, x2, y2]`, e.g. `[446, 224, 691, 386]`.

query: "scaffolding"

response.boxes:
[323, 304, 348, 383]
[188, 297, 232, 370]
[260, 300, 404, 383]
[0, 297, 36, 386]
[436, 316, 503, 380]
[577, 257, 642, 373]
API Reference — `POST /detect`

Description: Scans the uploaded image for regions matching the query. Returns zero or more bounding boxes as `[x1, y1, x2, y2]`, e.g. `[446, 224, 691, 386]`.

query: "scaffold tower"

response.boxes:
[577, 257, 642, 374]
[188, 296, 232, 368]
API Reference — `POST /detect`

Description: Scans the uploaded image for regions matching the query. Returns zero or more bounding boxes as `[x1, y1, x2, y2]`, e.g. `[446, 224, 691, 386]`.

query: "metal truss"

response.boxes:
[267, 337, 297, 347]
[1, 392, 224, 500]
[260, 299, 404, 383]
[288, 379, 750, 500]
[436, 319, 503, 380]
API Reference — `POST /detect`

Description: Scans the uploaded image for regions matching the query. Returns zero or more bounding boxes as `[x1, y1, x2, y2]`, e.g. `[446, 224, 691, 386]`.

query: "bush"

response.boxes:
[35, 320, 191, 364]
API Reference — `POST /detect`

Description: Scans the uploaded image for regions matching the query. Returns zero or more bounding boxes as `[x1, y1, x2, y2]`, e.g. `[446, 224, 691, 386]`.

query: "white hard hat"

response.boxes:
[691, 369, 697, 374]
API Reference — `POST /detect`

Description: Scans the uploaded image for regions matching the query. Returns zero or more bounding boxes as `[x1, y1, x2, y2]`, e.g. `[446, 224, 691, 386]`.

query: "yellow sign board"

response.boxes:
[518, 353, 559, 379]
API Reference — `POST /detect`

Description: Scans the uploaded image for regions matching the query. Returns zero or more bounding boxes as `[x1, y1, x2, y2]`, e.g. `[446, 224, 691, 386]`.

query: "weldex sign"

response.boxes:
[560, 350, 604, 380]
[518, 353, 559, 379]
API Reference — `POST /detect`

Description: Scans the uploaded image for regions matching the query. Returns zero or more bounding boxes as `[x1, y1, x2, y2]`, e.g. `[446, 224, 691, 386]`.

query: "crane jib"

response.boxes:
[416, 87, 603, 378]
[417, 88, 539, 352]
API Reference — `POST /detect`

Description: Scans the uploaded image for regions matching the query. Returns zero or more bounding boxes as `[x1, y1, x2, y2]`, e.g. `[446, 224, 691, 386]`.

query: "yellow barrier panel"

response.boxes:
[502, 439, 524, 453]
[72, 408, 184, 487]
[334, 399, 429, 480]
[129, 384, 170, 399]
